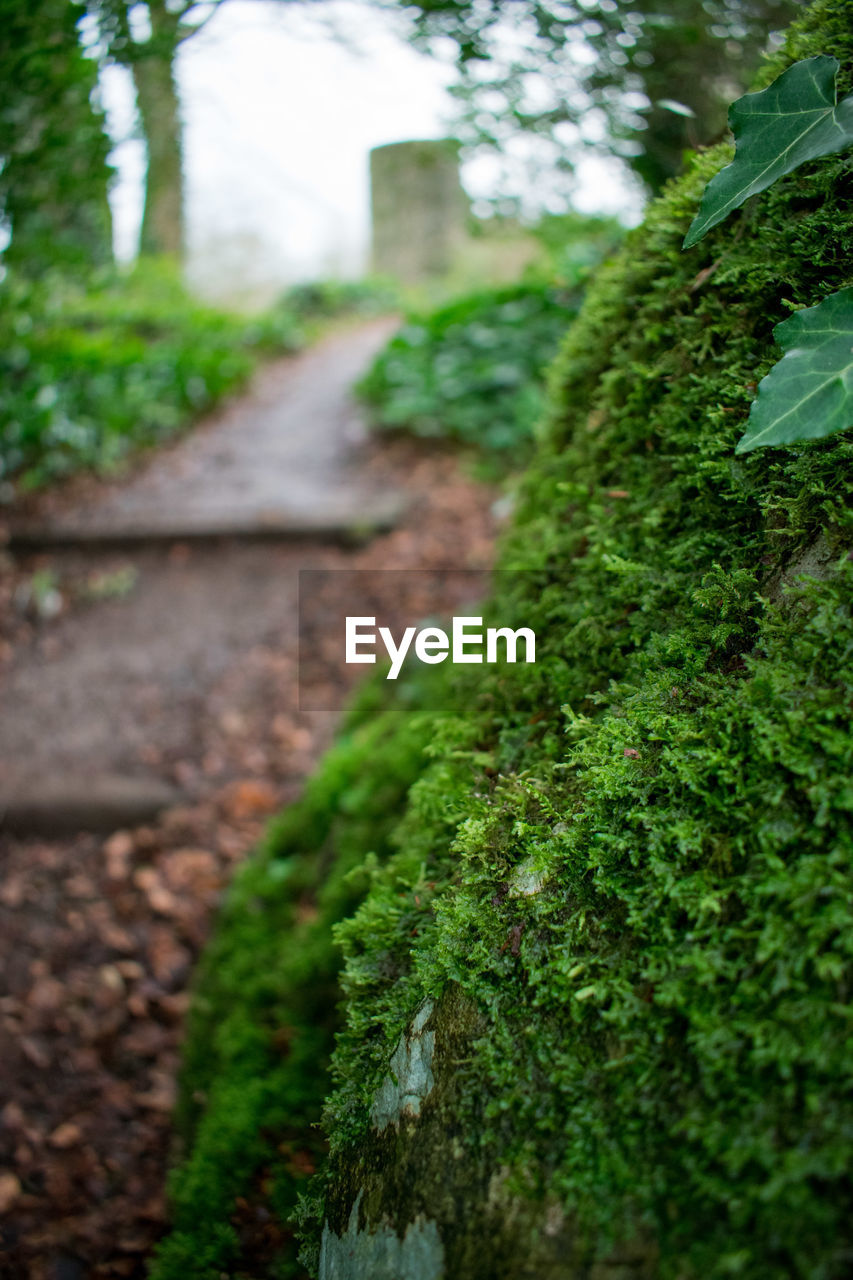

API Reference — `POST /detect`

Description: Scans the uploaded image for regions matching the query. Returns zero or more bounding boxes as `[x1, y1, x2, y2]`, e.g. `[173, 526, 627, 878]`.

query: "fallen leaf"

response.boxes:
[222, 778, 279, 819]
[0, 1171, 21, 1214]
[146, 927, 191, 985]
[49, 1122, 82, 1150]
[159, 848, 220, 894]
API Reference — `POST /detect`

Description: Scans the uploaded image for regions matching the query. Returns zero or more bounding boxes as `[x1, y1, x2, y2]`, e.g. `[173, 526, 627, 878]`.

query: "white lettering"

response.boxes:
[486, 627, 536, 663]
[345, 616, 536, 678]
[414, 626, 449, 664]
[453, 616, 483, 663]
[379, 625, 416, 680]
[346, 617, 376, 663]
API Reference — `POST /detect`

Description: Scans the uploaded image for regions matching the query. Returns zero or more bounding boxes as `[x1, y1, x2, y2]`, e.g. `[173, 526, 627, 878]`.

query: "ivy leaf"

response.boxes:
[736, 288, 853, 454]
[684, 56, 853, 249]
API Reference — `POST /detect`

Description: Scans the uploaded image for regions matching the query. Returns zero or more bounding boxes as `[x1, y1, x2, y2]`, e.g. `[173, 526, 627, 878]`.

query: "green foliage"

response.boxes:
[356, 220, 622, 471]
[150, 671, 442, 1280]
[682, 54, 853, 454]
[0, 0, 113, 270]
[357, 281, 577, 466]
[737, 286, 853, 452]
[0, 261, 301, 488]
[684, 54, 853, 248]
[278, 277, 402, 326]
[404, 0, 798, 197]
[529, 213, 625, 288]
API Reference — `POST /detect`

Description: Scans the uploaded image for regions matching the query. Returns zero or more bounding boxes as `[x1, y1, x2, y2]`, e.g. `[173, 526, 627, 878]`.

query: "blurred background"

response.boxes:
[2, 0, 798, 296]
[0, 0, 798, 490]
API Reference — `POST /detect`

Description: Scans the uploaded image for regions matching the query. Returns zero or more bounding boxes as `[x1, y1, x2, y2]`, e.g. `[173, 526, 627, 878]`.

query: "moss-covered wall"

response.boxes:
[156, 3, 853, 1276]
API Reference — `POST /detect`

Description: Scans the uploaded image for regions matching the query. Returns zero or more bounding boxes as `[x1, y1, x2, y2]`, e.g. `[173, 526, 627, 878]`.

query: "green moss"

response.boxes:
[149, 672, 443, 1279]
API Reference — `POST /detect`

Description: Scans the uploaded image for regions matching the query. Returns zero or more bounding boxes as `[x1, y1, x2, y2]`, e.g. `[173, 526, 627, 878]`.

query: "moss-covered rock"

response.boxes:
[309, 4, 853, 1277]
[158, 2, 853, 1276]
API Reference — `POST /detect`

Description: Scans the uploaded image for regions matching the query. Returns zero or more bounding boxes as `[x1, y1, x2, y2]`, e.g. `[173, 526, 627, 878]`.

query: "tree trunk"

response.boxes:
[132, 2, 183, 257]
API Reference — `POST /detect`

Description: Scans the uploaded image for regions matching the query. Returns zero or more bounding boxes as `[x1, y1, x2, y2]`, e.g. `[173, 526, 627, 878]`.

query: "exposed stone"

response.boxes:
[0, 776, 183, 837]
[370, 1000, 436, 1131]
[370, 141, 467, 283]
[319, 1192, 444, 1280]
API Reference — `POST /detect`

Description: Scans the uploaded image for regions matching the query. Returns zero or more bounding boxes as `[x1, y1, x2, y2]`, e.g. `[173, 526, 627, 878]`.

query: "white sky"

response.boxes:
[101, 0, 643, 303]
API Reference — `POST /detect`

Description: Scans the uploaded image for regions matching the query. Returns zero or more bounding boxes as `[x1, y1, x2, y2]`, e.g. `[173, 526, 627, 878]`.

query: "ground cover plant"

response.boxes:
[279, 276, 402, 327]
[357, 216, 622, 471]
[0, 260, 304, 489]
[159, 1, 853, 1275]
[357, 280, 577, 468]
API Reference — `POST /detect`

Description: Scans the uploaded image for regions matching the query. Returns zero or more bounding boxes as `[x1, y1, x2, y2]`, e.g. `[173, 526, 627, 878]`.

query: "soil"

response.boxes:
[0, 321, 499, 1278]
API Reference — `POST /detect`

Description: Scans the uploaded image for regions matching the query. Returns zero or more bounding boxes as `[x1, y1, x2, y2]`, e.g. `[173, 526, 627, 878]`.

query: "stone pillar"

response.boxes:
[370, 140, 467, 283]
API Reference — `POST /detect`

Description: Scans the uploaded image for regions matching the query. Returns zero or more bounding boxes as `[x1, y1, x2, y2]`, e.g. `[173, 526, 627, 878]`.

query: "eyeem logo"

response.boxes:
[346, 616, 536, 680]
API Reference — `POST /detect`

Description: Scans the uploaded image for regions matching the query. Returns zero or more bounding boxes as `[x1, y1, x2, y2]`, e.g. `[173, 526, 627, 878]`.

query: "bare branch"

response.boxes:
[175, 0, 230, 46]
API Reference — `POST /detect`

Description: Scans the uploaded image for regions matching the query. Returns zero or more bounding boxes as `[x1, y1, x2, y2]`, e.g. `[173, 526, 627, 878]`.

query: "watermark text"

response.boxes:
[346, 616, 536, 679]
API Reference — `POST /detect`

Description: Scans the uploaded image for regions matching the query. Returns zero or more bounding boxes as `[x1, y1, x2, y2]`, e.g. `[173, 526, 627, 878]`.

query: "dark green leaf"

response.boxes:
[684, 56, 853, 249]
[736, 287, 853, 454]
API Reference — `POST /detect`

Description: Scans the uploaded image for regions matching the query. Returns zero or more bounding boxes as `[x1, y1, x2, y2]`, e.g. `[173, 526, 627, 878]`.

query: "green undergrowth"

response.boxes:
[0, 265, 406, 490]
[161, 3, 853, 1276]
[0, 260, 301, 488]
[149, 669, 444, 1280]
[357, 280, 580, 471]
[277, 276, 402, 329]
[356, 217, 622, 473]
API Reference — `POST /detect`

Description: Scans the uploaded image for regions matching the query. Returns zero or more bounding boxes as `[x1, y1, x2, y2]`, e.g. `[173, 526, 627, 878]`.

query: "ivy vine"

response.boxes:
[684, 55, 853, 452]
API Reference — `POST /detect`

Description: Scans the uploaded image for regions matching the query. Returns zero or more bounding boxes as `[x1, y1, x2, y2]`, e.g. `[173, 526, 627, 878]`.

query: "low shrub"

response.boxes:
[279, 276, 402, 326]
[355, 216, 623, 471]
[356, 281, 578, 468]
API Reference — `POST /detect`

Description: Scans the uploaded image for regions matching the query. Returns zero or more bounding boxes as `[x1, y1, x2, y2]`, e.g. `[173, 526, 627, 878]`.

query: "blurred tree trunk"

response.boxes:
[92, 0, 195, 259]
[132, 11, 183, 257]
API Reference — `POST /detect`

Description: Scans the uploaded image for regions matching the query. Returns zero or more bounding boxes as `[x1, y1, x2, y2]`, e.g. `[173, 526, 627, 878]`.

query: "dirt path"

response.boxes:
[0, 322, 498, 1278]
[9, 319, 403, 546]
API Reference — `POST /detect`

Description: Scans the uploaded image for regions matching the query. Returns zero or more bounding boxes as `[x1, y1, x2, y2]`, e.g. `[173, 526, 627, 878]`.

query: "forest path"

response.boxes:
[0, 320, 497, 1278]
[0, 319, 404, 824]
[11, 319, 404, 549]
